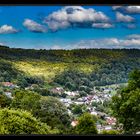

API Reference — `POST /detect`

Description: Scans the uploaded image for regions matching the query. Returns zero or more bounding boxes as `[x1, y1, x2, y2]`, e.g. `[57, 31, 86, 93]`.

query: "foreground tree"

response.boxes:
[74, 113, 98, 135]
[35, 96, 72, 133]
[0, 108, 58, 134]
[11, 89, 41, 113]
[112, 69, 140, 134]
[101, 130, 120, 134]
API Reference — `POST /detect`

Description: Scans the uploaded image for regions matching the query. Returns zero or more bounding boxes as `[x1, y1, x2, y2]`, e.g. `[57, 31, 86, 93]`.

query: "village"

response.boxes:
[0, 81, 119, 133]
[49, 86, 118, 133]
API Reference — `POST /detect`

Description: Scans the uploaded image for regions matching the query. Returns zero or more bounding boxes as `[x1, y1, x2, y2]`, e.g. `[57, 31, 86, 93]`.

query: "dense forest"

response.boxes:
[0, 45, 140, 91]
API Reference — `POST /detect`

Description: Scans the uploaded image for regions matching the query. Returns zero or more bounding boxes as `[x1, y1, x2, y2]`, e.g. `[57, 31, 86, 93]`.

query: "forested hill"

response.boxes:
[0, 45, 140, 88]
[0, 45, 140, 62]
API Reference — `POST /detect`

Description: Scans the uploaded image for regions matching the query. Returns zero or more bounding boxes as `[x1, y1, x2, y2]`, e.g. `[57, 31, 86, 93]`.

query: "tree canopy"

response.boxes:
[0, 108, 58, 134]
[112, 69, 140, 134]
[74, 113, 98, 135]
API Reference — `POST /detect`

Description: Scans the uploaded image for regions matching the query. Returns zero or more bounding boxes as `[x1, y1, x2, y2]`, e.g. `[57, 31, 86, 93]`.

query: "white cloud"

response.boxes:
[112, 6, 140, 14]
[92, 23, 114, 28]
[23, 19, 47, 33]
[119, 38, 140, 47]
[44, 6, 110, 31]
[116, 12, 135, 22]
[47, 21, 70, 32]
[51, 45, 62, 50]
[126, 34, 140, 39]
[0, 42, 4, 46]
[66, 35, 140, 49]
[0, 25, 19, 34]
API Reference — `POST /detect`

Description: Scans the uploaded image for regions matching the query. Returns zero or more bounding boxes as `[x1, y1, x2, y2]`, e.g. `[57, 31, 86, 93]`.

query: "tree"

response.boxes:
[0, 108, 58, 134]
[72, 105, 83, 115]
[74, 113, 98, 135]
[112, 69, 140, 134]
[35, 96, 71, 132]
[101, 130, 120, 134]
[11, 89, 41, 113]
[0, 94, 12, 108]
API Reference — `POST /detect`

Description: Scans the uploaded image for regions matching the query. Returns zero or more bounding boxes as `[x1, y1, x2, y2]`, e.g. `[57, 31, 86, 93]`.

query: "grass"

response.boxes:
[12, 59, 99, 82]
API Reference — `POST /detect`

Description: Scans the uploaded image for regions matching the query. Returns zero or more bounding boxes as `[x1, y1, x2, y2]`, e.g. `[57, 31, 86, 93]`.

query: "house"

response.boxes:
[77, 98, 83, 101]
[60, 98, 71, 103]
[1, 82, 18, 88]
[104, 125, 112, 131]
[91, 111, 98, 116]
[64, 91, 79, 96]
[75, 101, 84, 105]
[71, 121, 78, 127]
[106, 117, 116, 125]
[87, 95, 93, 101]
[50, 87, 64, 94]
[4, 92, 13, 99]
[96, 124, 103, 132]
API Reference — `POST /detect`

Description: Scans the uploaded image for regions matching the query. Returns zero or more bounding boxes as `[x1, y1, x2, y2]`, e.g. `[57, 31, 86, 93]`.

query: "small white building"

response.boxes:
[75, 101, 84, 105]
[71, 121, 78, 127]
[104, 125, 112, 130]
[64, 91, 79, 96]
[91, 111, 98, 116]
[4, 92, 13, 99]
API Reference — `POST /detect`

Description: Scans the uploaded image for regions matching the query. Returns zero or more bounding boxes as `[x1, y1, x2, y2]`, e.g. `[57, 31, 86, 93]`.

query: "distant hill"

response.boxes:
[0, 45, 140, 89]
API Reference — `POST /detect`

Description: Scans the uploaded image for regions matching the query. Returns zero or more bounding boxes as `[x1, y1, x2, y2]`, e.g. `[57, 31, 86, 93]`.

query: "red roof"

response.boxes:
[2, 82, 14, 86]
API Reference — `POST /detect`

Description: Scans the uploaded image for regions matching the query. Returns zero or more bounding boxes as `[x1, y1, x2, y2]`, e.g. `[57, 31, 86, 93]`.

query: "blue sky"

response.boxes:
[0, 6, 140, 49]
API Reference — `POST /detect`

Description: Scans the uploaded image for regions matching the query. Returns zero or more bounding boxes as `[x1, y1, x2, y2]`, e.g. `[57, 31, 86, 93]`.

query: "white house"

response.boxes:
[104, 125, 112, 130]
[4, 92, 13, 99]
[91, 111, 98, 116]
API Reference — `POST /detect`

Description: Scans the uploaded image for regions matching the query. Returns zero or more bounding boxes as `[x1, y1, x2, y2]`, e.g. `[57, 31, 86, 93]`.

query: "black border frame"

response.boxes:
[0, 0, 140, 5]
[0, 0, 140, 139]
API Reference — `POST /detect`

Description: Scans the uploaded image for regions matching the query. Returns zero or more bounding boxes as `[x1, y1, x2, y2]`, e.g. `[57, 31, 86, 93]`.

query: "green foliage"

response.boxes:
[74, 113, 98, 135]
[54, 57, 140, 92]
[0, 59, 20, 82]
[101, 130, 120, 134]
[112, 69, 140, 134]
[0, 46, 140, 90]
[35, 96, 71, 132]
[72, 105, 83, 115]
[11, 89, 41, 112]
[0, 108, 58, 134]
[0, 94, 12, 108]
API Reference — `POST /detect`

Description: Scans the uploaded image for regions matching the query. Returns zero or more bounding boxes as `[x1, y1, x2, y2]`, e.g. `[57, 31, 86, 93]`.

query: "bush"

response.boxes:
[0, 108, 59, 134]
[35, 96, 71, 132]
[74, 113, 98, 135]
[101, 130, 120, 134]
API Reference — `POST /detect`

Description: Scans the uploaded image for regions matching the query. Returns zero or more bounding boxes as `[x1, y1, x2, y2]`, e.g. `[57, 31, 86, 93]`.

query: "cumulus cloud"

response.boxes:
[0, 25, 19, 34]
[116, 12, 135, 22]
[44, 6, 111, 31]
[126, 34, 140, 39]
[92, 23, 114, 28]
[67, 35, 140, 49]
[112, 6, 140, 14]
[23, 19, 47, 33]
[0, 42, 4, 46]
[51, 45, 63, 50]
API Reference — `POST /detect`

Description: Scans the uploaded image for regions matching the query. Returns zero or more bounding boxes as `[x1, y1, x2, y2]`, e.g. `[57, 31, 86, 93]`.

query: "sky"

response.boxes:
[0, 6, 140, 49]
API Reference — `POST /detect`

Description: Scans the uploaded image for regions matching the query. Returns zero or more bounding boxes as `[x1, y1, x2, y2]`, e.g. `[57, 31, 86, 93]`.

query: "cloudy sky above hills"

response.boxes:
[0, 6, 140, 49]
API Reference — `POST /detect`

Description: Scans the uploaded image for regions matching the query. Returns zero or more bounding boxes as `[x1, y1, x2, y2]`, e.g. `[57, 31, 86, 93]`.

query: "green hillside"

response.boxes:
[0, 45, 140, 90]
